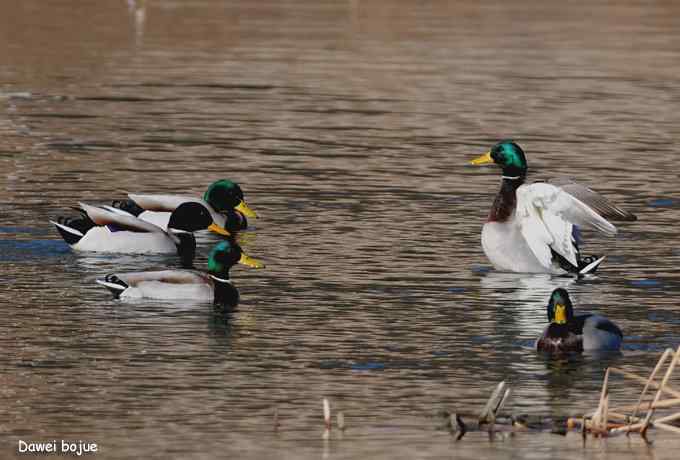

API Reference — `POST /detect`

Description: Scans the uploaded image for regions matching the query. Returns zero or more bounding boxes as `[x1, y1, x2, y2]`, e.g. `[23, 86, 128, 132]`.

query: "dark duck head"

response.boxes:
[470, 140, 528, 222]
[207, 240, 265, 305]
[204, 179, 257, 219]
[537, 288, 582, 354]
[167, 202, 230, 266]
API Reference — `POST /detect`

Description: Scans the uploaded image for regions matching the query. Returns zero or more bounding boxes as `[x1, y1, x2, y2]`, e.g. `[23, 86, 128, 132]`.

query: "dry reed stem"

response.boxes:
[653, 422, 680, 435]
[616, 348, 673, 435]
[592, 368, 610, 433]
[606, 398, 680, 415]
[641, 346, 680, 434]
[609, 363, 680, 399]
[495, 388, 511, 416]
[323, 398, 331, 429]
[479, 381, 505, 424]
[653, 411, 680, 425]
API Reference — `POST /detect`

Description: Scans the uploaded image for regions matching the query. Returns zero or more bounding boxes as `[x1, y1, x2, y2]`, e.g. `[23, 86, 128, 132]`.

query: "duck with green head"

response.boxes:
[96, 240, 264, 305]
[111, 179, 257, 236]
[470, 140, 636, 275]
[536, 288, 622, 353]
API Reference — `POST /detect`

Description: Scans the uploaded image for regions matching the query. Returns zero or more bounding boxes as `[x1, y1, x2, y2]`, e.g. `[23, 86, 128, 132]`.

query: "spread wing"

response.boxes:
[548, 178, 637, 221]
[128, 194, 206, 212]
[516, 183, 618, 270]
[78, 202, 164, 234]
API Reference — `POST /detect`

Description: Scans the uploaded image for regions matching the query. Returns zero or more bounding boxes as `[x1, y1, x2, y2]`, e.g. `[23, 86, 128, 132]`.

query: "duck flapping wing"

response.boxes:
[515, 182, 619, 269]
[548, 178, 637, 222]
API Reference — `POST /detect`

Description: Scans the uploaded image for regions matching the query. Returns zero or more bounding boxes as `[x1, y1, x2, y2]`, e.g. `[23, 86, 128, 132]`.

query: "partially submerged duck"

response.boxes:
[111, 179, 256, 234]
[52, 201, 229, 265]
[96, 240, 264, 304]
[470, 140, 636, 275]
[536, 288, 622, 353]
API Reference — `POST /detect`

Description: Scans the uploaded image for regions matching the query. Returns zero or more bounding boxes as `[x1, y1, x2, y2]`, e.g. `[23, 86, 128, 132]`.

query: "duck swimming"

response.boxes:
[52, 201, 229, 265]
[536, 288, 622, 353]
[96, 240, 264, 305]
[111, 179, 257, 234]
[470, 140, 636, 275]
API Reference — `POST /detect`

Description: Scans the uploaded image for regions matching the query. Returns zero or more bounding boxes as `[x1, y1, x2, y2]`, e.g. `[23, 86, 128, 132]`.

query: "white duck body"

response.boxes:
[52, 202, 180, 254]
[72, 226, 177, 253]
[129, 194, 225, 232]
[482, 219, 562, 274]
[481, 180, 622, 275]
[97, 270, 218, 301]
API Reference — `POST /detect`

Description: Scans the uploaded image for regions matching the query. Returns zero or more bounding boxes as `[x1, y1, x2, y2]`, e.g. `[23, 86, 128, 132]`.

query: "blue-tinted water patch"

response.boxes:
[471, 265, 492, 274]
[0, 226, 46, 235]
[646, 312, 680, 325]
[649, 198, 678, 207]
[629, 279, 662, 288]
[351, 362, 386, 371]
[0, 239, 71, 261]
[620, 342, 670, 352]
[518, 339, 537, 349]
[447, 287, 466, 293]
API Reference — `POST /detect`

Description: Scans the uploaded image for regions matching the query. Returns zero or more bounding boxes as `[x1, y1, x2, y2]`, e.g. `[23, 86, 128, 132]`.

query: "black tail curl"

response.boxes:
[104, 274, 129, 289]
[111, 199, 144, 217]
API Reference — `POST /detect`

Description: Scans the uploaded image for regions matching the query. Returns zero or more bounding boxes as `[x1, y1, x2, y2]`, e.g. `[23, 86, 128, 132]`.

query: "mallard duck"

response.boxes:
[110, 179, 256, 234]
[536, 288, 622, 353]
[470, 140, 636, 274]
[96, 240, 264, 304]
[52, 202, 229, 264]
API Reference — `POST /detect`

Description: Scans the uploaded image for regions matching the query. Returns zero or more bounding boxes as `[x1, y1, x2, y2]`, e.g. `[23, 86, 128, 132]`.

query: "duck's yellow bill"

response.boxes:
[235, 200, 257, 218]
[239, 253, 265, 269]
[554, 304, 567, 324]
[208, 223, 231, 236]
[470, 151, 493, 165]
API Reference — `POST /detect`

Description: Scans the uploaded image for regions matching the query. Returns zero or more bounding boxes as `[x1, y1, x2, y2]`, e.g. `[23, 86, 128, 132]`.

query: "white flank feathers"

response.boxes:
[494, 182, 619, 273]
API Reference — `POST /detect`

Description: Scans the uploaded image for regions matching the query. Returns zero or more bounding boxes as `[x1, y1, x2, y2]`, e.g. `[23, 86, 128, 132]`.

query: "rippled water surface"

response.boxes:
[2, 1, 680, 458]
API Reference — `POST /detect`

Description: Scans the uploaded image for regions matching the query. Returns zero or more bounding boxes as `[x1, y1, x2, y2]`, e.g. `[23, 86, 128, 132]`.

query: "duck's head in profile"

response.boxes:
[167, 202, 230, 235]
[207, 240, 264, 305]
[168, 202, 230, 265]
[208, 240, 265, 278]
[470, 140, 528, 180]
[204, 179, 257, 218]
[547, 288, 574, 325]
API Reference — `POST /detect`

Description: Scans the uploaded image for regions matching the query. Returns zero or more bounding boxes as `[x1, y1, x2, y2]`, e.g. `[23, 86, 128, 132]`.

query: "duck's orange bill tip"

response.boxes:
[208, 223, 231, 236]
[470, 151, 493, 165]
[236, 200, 257, 218]
[239, 253, 265, 269]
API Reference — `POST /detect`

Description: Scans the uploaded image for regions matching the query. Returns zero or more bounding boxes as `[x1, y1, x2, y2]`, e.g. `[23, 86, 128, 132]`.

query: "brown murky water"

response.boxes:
[2, 1, 680, 458]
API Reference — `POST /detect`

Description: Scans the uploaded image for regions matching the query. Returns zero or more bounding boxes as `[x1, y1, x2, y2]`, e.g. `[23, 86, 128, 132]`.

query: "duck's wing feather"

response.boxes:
[112, 270, 211, 287]
[581, 314, 623, 338]
[516, 183, 617, 269]
[548, 178, 637, 222]
[79, 203, 164, 234]
[128, 194, 206, 212]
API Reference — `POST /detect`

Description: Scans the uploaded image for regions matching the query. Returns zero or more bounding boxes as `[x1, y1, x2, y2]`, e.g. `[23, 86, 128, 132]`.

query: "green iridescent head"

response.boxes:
[470, 140, 528, 178]
[203, 180, 258, 218]
[547, 288, 574, 324]
[207, 240, 265, 277]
